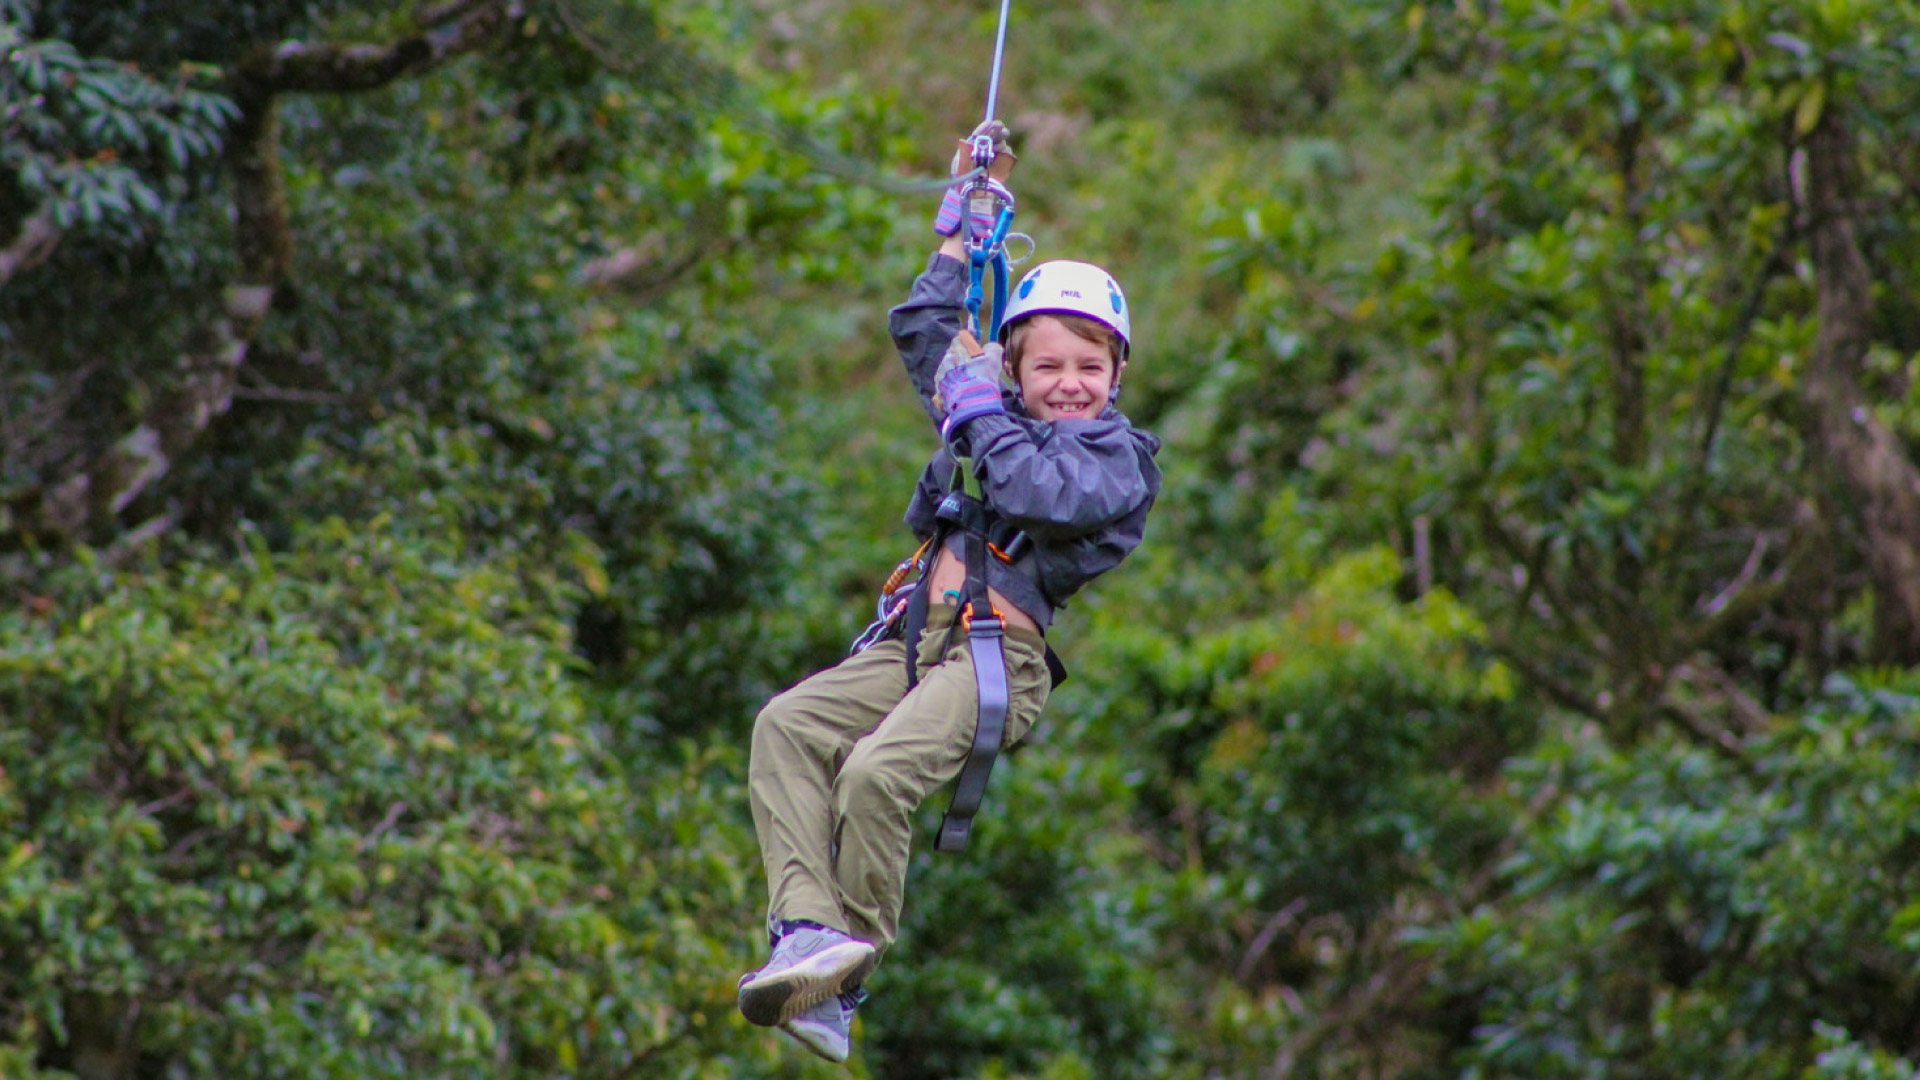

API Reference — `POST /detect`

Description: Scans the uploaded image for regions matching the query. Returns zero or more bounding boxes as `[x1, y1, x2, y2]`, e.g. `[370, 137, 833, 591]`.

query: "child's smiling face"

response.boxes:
[1011, 316, 1125, 421]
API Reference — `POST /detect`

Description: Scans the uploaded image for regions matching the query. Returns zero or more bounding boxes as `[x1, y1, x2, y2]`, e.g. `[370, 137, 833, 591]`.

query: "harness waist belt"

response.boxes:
[896, 490, 1067, 853]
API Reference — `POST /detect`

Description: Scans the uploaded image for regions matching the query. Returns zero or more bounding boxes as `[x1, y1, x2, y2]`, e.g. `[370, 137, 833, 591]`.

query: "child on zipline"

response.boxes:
[737, 121, 1162, 1063]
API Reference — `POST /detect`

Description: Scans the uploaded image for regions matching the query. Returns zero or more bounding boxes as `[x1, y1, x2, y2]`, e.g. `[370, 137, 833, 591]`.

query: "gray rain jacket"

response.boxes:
[889, 253, 1162, 630]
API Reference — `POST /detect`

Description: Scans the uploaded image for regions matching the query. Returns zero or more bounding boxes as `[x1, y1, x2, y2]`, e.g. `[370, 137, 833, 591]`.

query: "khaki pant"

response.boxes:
[749, 605, 1051, 955]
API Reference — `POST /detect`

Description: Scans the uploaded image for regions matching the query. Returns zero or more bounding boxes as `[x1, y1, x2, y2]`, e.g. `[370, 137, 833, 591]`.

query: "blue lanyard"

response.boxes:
[966, 203, 1016, 341]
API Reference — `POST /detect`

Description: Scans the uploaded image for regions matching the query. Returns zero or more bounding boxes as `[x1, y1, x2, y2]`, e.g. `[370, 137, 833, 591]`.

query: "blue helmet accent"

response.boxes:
[1017, 270, 1039, 299]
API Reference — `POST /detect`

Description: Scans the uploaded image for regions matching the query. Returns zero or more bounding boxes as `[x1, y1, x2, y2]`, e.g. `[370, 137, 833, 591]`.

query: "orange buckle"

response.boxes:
[963, 599, 1005, 629]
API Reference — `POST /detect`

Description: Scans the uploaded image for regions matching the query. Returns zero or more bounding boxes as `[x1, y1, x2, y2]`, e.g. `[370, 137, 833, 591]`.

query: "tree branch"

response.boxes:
[4, 284, 275, 541]
[244, 0, 518, 95]
[1237, 898, 1309, 986]
[1484, 632, 1606, 722]
[1268, 954, 1434, 1080]
[582, 243, 714, 305]
[1604, 117, 1650, 474]
[1698, 532, 1772, 620]
[0, 208, 62, 290]
[1656, 698, 1754, 773]
[1693, 243, 1787, 471]
[1674, 503, 1824, 658]
[105, 511, 180, 568]
[1673, 531, 1786, 656]
[1672, 661, 1771, 737]
[1477, 504, 1611, 656]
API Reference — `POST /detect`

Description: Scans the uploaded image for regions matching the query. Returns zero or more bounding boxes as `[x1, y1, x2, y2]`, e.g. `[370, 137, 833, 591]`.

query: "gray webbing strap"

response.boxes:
[901, 561, 933, 693]
[934, 510, 1010, 853]
[934, 616, 1008, 851]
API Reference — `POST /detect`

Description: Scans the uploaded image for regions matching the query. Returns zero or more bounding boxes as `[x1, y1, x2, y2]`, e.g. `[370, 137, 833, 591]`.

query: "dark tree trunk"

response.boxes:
[1802, 115, 1920, 665]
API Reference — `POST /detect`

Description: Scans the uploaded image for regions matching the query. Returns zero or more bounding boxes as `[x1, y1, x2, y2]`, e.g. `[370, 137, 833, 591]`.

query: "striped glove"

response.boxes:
[937, 338, 1006, 440]
[933, 120, 1014, 238]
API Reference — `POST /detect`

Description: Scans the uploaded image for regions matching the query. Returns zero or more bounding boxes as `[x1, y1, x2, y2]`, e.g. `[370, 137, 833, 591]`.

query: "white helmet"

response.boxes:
[998, 260, 1131, 358]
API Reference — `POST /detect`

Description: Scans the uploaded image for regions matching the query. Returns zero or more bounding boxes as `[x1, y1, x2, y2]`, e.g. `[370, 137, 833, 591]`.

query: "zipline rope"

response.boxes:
[982, 0, 1013, 127]
[549, 0, 999, 194]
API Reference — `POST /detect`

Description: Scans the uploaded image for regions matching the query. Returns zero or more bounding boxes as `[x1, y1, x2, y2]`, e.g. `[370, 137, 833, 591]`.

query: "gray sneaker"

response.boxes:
[737, 921, 876, 1027]
[780, 990, 863, 1063]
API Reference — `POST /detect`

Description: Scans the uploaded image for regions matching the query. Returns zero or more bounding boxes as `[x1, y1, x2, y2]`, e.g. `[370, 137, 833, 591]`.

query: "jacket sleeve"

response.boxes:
[887, 252, 972, 430]
[903, 451, 956, 539]
[963, 413, 1162, 541]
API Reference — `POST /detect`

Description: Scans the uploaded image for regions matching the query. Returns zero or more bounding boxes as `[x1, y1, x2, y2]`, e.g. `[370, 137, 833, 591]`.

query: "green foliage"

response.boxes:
[0, 519, 773, 1077]
[875, 746, 1171, 1080]
[0, 0, 235, 240]
[1436, 673, 1920, 1078]
[1319, 0, 1920, 708]
[8, 0, 1920, 1076]
[1812, 1024, 1920, 1080]
[1053, 538, 1522, 1078]
[1, 2, 907, 1072]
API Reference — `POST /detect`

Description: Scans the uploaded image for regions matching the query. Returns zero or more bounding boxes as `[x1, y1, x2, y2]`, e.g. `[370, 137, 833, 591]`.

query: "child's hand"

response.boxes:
[949, 119, 1015, 180]
[933, 120, 1016, 238]
[933, 332, 1004, 397]
[936, 335, 1007, 439]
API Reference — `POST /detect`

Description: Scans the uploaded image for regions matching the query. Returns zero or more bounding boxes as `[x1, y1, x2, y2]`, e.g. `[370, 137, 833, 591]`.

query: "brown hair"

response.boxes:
[1004, 314, 1125, 382]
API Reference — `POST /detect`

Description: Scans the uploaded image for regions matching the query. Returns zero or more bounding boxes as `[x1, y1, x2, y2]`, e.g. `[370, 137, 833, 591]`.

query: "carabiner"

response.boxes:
[970, 132, 999, 171]
[960, 178, 1016, 247]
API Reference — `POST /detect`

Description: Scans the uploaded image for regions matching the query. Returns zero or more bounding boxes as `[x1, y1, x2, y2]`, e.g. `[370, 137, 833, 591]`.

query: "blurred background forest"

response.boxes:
[5, 0, 1920, 1077]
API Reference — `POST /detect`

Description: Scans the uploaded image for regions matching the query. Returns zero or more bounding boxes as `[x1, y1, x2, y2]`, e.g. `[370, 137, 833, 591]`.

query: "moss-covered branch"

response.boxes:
[2, 2, 519, 547]
[241, 0, 519, 95]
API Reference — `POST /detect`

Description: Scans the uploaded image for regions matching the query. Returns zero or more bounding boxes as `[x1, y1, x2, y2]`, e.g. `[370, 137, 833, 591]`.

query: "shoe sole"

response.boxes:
[778, 1019, 851, 1064]
[737, 941, 876, 1027]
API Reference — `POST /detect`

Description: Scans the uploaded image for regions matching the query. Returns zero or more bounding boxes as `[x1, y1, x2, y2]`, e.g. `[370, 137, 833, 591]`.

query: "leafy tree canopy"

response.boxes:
[4, 0, 1920, 1077]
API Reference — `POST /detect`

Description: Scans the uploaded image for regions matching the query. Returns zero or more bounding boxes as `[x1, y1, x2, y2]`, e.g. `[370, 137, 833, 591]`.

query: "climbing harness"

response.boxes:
[846, 0, 1058, 853]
